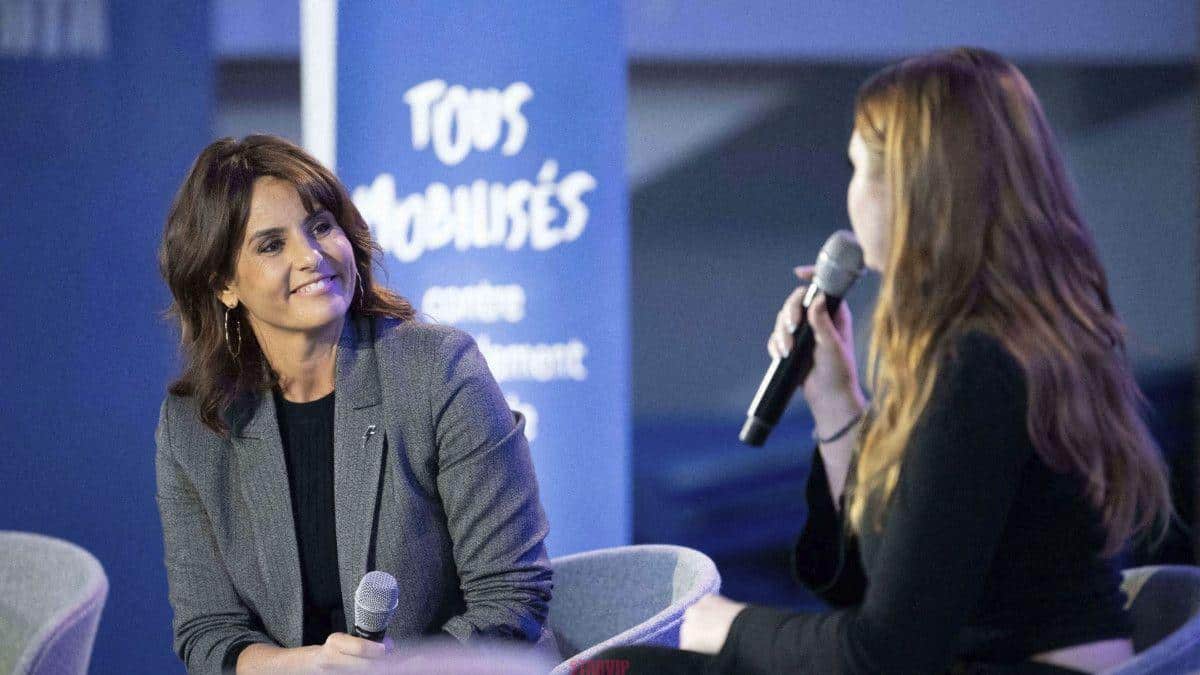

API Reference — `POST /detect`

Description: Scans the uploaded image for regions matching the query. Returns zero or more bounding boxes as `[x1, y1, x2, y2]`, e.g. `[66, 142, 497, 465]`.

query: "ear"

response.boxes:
[217, 283, 239, 310]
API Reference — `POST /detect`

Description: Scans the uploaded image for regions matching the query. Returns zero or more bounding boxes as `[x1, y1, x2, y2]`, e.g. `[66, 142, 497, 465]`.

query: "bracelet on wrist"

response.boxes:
[812, 410, 864, 444]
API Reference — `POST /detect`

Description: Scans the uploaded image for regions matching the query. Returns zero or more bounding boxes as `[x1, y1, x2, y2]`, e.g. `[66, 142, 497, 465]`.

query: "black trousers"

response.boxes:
[590, 645, 1088, 675]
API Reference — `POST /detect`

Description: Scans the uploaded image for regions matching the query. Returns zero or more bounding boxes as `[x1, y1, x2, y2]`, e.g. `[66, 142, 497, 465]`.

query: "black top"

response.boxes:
[222, 388, 345, 671]
[718, 332, 1132, 674]
[272, 387, 346, 647]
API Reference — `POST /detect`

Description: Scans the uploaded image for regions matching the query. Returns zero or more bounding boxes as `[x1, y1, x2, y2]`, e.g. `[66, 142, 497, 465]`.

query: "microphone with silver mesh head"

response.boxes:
[351, 571, 399, 642]
[740, 230, 865, 446]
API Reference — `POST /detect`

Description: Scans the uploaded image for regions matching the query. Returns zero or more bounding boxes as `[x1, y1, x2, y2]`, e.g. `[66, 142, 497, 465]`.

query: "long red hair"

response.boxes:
[848, 48, 1172, 555]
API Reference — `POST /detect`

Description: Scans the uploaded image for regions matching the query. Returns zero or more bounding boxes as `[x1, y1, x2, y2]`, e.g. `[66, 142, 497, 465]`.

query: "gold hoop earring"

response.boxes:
[224, 306, 242, 359]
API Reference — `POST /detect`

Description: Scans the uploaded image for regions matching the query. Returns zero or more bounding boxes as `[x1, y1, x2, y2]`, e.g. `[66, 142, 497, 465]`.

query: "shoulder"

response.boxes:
[371, 316, 476, 357]
[370, 318, 509, 432]
[944, 330, 1019, 371]
[155, 395, 207, 481]
[156, 392, 229, 459]
[369, 317, 488, 389]
[907, 330, 1031, 449]
[901, 331, 1035, 486]
[935, 330, 1026, 401]
[157, 393, 196, 438]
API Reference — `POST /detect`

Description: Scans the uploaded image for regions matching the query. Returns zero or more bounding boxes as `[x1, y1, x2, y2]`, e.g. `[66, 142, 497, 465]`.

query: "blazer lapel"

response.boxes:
[333, 315, 386, 633]
[228, 390, 304, 647]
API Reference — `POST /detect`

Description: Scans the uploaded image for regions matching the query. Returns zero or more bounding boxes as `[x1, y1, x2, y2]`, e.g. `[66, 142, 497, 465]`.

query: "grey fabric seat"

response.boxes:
[0, 531, 108, 675]
[545, 544, 720, 674]
[1101, 565, 1200, 674]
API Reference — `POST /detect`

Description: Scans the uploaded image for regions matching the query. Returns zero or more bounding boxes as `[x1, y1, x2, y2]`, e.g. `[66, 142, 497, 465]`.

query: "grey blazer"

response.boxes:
[155, 315, 552, 674]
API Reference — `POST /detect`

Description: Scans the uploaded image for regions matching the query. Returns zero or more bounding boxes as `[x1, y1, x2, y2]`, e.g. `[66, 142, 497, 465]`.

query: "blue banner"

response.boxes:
[0, 1, 212, 672]
[336, 2, 630, 555]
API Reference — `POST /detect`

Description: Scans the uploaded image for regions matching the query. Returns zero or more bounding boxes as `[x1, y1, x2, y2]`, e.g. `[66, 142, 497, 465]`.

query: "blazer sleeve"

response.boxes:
[155, 399, 275, 674]
[428, 330, 553, 643]
[717, 334, 1032, 674]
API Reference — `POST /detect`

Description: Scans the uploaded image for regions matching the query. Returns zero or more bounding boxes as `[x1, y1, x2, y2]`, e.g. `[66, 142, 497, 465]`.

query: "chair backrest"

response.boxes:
[1101, 565, 1200, 675]
[545, 544, 720, 674]
[0, 531, 109, 675]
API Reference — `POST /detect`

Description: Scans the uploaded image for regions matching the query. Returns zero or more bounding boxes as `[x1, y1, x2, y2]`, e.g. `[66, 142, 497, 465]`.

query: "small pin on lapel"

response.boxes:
[361, 425, 377, 452]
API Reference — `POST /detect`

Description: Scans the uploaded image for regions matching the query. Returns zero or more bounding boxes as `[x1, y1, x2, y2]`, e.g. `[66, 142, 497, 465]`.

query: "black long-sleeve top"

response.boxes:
[718, 331, 1132, 674]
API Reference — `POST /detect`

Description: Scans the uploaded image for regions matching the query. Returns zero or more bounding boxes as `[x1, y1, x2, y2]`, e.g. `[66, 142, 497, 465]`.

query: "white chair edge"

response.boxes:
[548, 544, 721, 674]
[3, 531, 109, 675]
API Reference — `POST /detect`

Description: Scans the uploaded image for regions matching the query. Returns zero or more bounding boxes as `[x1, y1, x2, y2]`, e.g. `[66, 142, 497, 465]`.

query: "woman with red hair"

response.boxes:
[605, 47, 1173, 675]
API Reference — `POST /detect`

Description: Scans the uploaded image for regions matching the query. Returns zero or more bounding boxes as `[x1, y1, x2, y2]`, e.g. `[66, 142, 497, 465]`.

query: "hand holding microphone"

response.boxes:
[306, 571, 400, 673]
[772, 266, 865, 432]
[311, 633, 394, 672]
[740, 230, 866, 447]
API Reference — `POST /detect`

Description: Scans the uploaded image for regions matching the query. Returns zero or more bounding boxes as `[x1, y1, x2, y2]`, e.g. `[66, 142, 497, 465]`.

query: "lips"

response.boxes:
[292, 274, 337, 295]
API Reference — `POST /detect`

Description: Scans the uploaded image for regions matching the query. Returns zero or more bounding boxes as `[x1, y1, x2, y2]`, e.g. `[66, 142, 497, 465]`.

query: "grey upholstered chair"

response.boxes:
[0, 531, 109, 675]
[371, 639, 557, 674]
[1100, 565, 1200, 675]
[546, 544, 721, 674]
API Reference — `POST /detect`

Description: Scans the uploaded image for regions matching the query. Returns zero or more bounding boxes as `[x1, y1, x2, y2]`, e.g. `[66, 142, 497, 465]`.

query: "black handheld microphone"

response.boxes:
[739, 230, 864, 446]
[351, 570, 399, 642]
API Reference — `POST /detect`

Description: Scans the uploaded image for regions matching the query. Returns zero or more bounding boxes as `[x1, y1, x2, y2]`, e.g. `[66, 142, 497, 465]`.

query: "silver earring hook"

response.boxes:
[224, 305, 242, 360]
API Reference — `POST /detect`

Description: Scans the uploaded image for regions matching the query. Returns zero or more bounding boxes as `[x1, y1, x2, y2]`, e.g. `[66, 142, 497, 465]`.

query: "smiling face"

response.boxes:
[217, 176, 357, 345]
[846, 130, 892, 273]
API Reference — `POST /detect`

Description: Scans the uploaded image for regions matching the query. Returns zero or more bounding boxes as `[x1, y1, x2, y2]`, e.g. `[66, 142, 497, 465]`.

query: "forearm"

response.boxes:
[717, 604, 860, 674]
[172, 620, 276, 675]
[810, 389, 867, 510]
[794, 448, 867, 605]
[443, 566, 553, 642]
[236, 643, 318, 674]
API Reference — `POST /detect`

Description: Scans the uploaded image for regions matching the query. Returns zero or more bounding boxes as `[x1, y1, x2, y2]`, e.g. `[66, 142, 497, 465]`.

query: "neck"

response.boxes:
[251, 317, 343, 403]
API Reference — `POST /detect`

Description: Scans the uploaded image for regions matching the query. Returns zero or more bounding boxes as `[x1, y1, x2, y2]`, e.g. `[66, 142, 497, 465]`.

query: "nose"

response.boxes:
[296, 231, 325, 270]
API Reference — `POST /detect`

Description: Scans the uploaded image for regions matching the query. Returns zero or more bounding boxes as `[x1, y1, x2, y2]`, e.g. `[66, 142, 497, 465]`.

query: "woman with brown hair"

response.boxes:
[604, 47, 1174, 674]
[155, 135, 552, 673]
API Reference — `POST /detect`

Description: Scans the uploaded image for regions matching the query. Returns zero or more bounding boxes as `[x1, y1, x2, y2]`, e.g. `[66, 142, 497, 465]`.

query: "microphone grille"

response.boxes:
[814, 230, 864, 296]
[354, 570, 399, 634]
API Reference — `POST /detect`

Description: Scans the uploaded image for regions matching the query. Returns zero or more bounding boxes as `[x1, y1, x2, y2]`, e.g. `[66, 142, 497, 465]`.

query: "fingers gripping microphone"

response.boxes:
[740, 230, 864, 447]
[351, 571, 399, 642]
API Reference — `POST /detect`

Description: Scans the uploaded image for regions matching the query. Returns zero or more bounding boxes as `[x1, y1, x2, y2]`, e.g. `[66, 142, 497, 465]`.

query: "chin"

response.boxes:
[292, 303, 351, 332]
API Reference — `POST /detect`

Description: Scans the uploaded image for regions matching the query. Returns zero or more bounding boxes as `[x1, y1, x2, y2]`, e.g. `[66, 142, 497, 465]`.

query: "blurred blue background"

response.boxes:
[2, 1, 1196, 671]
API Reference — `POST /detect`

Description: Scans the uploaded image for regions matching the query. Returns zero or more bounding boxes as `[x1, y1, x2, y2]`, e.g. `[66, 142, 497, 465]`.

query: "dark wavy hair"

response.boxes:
[159, 134, 415, 438]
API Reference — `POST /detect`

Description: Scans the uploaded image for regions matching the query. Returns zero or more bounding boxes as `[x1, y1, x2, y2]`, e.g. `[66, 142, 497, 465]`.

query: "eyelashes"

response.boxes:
[256, 219, 336, 255]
